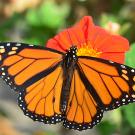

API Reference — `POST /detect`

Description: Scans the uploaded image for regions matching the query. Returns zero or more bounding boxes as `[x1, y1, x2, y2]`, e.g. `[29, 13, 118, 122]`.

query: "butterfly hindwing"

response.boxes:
[18, 65, 64, 124]
[63, 69, 103, 130]
[78, 56, 135, 111]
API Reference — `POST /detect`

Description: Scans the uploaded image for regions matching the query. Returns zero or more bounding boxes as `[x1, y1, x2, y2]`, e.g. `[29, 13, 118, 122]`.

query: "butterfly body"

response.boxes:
[61, 46, 78, 112]
[0, 42, 135, 131]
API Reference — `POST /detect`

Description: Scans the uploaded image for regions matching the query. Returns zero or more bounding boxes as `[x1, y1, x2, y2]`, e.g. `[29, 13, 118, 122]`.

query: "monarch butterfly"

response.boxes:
[0, 42, 135, 131]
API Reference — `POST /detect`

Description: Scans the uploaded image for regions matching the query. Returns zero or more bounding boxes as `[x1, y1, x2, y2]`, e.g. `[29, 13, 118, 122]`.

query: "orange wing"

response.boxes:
[0, 42, 63, 91]
[0, 42, 64, 123]
[63, 69, 103, 130]
[18, 66, 63, 123]
[78, 56, 135, 111]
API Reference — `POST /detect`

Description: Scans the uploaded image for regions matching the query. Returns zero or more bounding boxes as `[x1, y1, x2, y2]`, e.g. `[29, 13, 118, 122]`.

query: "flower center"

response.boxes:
[76, 44, 102, 57]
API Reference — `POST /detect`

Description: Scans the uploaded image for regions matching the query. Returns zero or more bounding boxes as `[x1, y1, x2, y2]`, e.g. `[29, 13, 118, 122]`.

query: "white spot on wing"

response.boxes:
[16, 43, 21, 46]
[121, 65, 126, 68]
[29, 44, 34, 46]
[7, 43, 10, 46]
[131, 69, 135, 73]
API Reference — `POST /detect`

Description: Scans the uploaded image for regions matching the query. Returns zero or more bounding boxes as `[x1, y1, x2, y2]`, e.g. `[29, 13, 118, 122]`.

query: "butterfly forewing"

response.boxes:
[78, 56, 135, 110]
[0, 42, 63, 91]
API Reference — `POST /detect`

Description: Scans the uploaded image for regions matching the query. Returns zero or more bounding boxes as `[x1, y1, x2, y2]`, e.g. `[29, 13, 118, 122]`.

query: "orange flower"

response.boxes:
[46, 16, 129, 64]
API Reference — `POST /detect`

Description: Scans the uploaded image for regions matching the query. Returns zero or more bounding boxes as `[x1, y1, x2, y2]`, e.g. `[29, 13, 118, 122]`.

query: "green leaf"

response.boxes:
[119, 23, 131, 35]
[26, 8, 42, 27]
[23, 38, 43, 46]
[109, 109, 122, 126]
[122, 104, 135, 128]
[100, 13, 118, 27]
[39, 1, 70, 28]
[125, 43, 135, 68]
[26, 1, 70, 29]
[97, 121, 116, 135]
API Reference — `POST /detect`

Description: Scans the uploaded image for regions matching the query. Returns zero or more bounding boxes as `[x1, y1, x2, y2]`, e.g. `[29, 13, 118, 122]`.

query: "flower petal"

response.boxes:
[75, 16, 95, 40]
[47, 28, 84, 51]
[47, 29, 72, 52]
[46, 16, 129, 64]
[97, 35, 129, 53]
[46, 16, 95, 51]
[87, 26, 129, 53]
[87, 26, 110, 49]
[100, 52, 125, 64]
[46, 38, 66, 52]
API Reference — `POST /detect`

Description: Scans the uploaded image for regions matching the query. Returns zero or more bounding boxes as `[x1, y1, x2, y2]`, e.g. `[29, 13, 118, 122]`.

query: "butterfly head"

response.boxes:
[64, 46, 78, 68]
[66, 46, 77, 59]
[69, 46, 77, 55]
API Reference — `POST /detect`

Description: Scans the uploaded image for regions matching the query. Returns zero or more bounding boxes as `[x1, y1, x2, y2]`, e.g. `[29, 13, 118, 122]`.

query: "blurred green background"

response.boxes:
[0, 0, 135, 135]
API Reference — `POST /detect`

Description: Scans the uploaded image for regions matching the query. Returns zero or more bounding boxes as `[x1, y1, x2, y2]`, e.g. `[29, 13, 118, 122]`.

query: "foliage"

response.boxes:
[122, 104, 135, 129]
[97, 121, 116, 135]
[26, 1, 70, 28]
[126, 43, 135, 68]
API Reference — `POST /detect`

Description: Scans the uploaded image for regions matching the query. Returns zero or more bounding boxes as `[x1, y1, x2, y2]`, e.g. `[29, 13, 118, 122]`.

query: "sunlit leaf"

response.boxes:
[97, 121, 116, 135]
[39, 1, 70, 28]
[122, 104, 135, 128]
[125, 43, 135, 68]
[26, 8, 42, 27]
